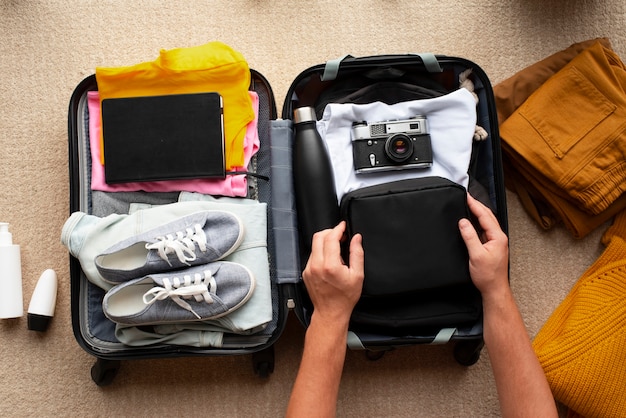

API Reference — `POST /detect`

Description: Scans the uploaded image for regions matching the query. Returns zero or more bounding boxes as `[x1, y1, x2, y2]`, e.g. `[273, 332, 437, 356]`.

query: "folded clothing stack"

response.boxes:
[91, 41, 260, 197]
[95, 41, 254, 172]
[87, 90, 260, 197]
[495, 38, 626, 239]
[61, 198, 273, 348]
[495, 38, 626, 416]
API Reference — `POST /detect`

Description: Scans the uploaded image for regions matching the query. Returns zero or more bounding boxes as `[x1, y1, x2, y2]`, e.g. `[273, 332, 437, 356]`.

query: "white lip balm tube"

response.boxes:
[27, 269, 58, 332]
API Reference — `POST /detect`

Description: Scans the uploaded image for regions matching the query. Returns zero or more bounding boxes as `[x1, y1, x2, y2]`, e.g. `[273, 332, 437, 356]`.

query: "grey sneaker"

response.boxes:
[102, 261, 255, 326]
[95, 211, 244, 284]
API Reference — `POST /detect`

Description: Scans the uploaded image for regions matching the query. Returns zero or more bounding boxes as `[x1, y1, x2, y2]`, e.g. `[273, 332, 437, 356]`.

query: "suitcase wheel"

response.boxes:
[365, 348, 391, 361]
[453, 339, 484, 366]
[90, 358, 121, 386]
[252, 346, 275, 378]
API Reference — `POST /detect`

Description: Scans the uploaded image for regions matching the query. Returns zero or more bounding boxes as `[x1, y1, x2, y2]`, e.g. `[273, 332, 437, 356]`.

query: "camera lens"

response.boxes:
[384, 134, 414, 163]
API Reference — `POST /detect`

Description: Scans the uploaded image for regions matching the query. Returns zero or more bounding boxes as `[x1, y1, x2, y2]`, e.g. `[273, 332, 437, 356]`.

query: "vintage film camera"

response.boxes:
[351, 116, 433, 173]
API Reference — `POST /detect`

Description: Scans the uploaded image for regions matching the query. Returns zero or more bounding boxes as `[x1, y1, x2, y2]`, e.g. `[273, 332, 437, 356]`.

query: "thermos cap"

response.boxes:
[293, 107, 317, 124]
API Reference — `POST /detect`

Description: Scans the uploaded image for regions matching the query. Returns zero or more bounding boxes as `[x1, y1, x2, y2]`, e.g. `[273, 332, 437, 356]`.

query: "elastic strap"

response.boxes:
[322, 53, 441, 80]
[225, 171, 269, 181]
[430, 328, 457, 344]
[321, 54, 353, 81]
[415, 53, 442, 73]
[346, 331, 365, 350]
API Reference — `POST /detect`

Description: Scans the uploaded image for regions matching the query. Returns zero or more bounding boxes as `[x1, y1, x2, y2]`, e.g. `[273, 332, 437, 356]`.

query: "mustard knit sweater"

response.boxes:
[533, 210, 626, 417]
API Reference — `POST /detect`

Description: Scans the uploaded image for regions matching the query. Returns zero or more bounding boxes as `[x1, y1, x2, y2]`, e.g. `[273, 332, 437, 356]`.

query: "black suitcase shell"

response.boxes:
[67, 53, 507, 385]
[281, 53, 507, 358]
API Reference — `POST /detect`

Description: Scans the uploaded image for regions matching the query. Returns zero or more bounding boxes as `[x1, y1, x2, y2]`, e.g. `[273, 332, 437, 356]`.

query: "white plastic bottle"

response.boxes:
[0, 223, 23, 318]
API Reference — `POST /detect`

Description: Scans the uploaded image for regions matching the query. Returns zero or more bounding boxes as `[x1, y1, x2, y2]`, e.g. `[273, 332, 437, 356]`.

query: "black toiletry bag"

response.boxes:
[340, 176, 471, 297]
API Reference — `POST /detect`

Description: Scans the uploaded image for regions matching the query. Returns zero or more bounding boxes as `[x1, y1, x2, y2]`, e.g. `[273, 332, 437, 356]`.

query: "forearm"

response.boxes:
[286, 313, 349, 418]
[482, 285, 558, 418]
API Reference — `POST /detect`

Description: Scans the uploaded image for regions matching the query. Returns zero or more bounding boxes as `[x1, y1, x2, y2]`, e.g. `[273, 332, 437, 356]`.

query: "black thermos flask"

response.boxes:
[292, 107, 340, 255]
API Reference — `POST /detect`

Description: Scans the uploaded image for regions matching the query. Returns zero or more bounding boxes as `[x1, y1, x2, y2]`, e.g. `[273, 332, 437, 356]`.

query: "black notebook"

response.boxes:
[101, 92, 225, 184]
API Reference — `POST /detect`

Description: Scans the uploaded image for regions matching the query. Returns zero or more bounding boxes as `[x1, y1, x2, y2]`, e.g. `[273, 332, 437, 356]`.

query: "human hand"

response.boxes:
[458, 194, 509, 299]
[302, 221, 365, 324]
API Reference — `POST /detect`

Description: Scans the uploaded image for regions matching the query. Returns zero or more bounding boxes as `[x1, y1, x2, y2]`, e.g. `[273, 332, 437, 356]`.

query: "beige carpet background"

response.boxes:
[1, 1, 624, 416]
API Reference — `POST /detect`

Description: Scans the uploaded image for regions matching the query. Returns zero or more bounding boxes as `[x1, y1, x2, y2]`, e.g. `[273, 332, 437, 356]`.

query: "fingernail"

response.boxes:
[459, 218, 471, 229]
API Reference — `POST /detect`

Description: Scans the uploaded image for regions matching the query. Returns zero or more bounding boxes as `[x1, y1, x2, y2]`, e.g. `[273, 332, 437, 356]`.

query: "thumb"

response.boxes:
[348, 233, 365, 279]
[458, 218, 483, 257]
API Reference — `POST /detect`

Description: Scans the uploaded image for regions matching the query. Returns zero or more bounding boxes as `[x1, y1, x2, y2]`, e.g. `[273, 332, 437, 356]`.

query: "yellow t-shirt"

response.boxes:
[96, 42, 253, 170]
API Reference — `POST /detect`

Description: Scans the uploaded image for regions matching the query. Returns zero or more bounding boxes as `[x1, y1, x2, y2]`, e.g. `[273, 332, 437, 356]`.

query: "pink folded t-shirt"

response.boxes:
[87, 90, 260, 197]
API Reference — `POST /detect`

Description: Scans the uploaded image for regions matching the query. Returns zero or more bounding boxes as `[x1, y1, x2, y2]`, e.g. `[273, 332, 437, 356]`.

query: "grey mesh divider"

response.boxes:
[247, 81, 281, 337]
[270, 120, 302, 284]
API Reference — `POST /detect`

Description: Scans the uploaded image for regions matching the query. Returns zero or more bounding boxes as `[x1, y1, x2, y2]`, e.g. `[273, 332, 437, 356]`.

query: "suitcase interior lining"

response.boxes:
[75, 80, 283, 353]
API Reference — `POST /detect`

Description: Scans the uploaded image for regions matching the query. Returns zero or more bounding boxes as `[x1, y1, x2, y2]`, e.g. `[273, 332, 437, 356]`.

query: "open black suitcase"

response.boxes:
[67, 51, 507, 386]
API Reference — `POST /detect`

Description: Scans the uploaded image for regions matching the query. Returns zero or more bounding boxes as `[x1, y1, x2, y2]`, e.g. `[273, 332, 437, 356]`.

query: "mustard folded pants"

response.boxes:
[495, 39, 626, 238]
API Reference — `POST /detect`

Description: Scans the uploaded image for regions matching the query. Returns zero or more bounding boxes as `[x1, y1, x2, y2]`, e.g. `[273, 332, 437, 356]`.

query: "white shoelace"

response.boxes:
[143, 269, 217, 320]
[145, 224, 208, 266]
